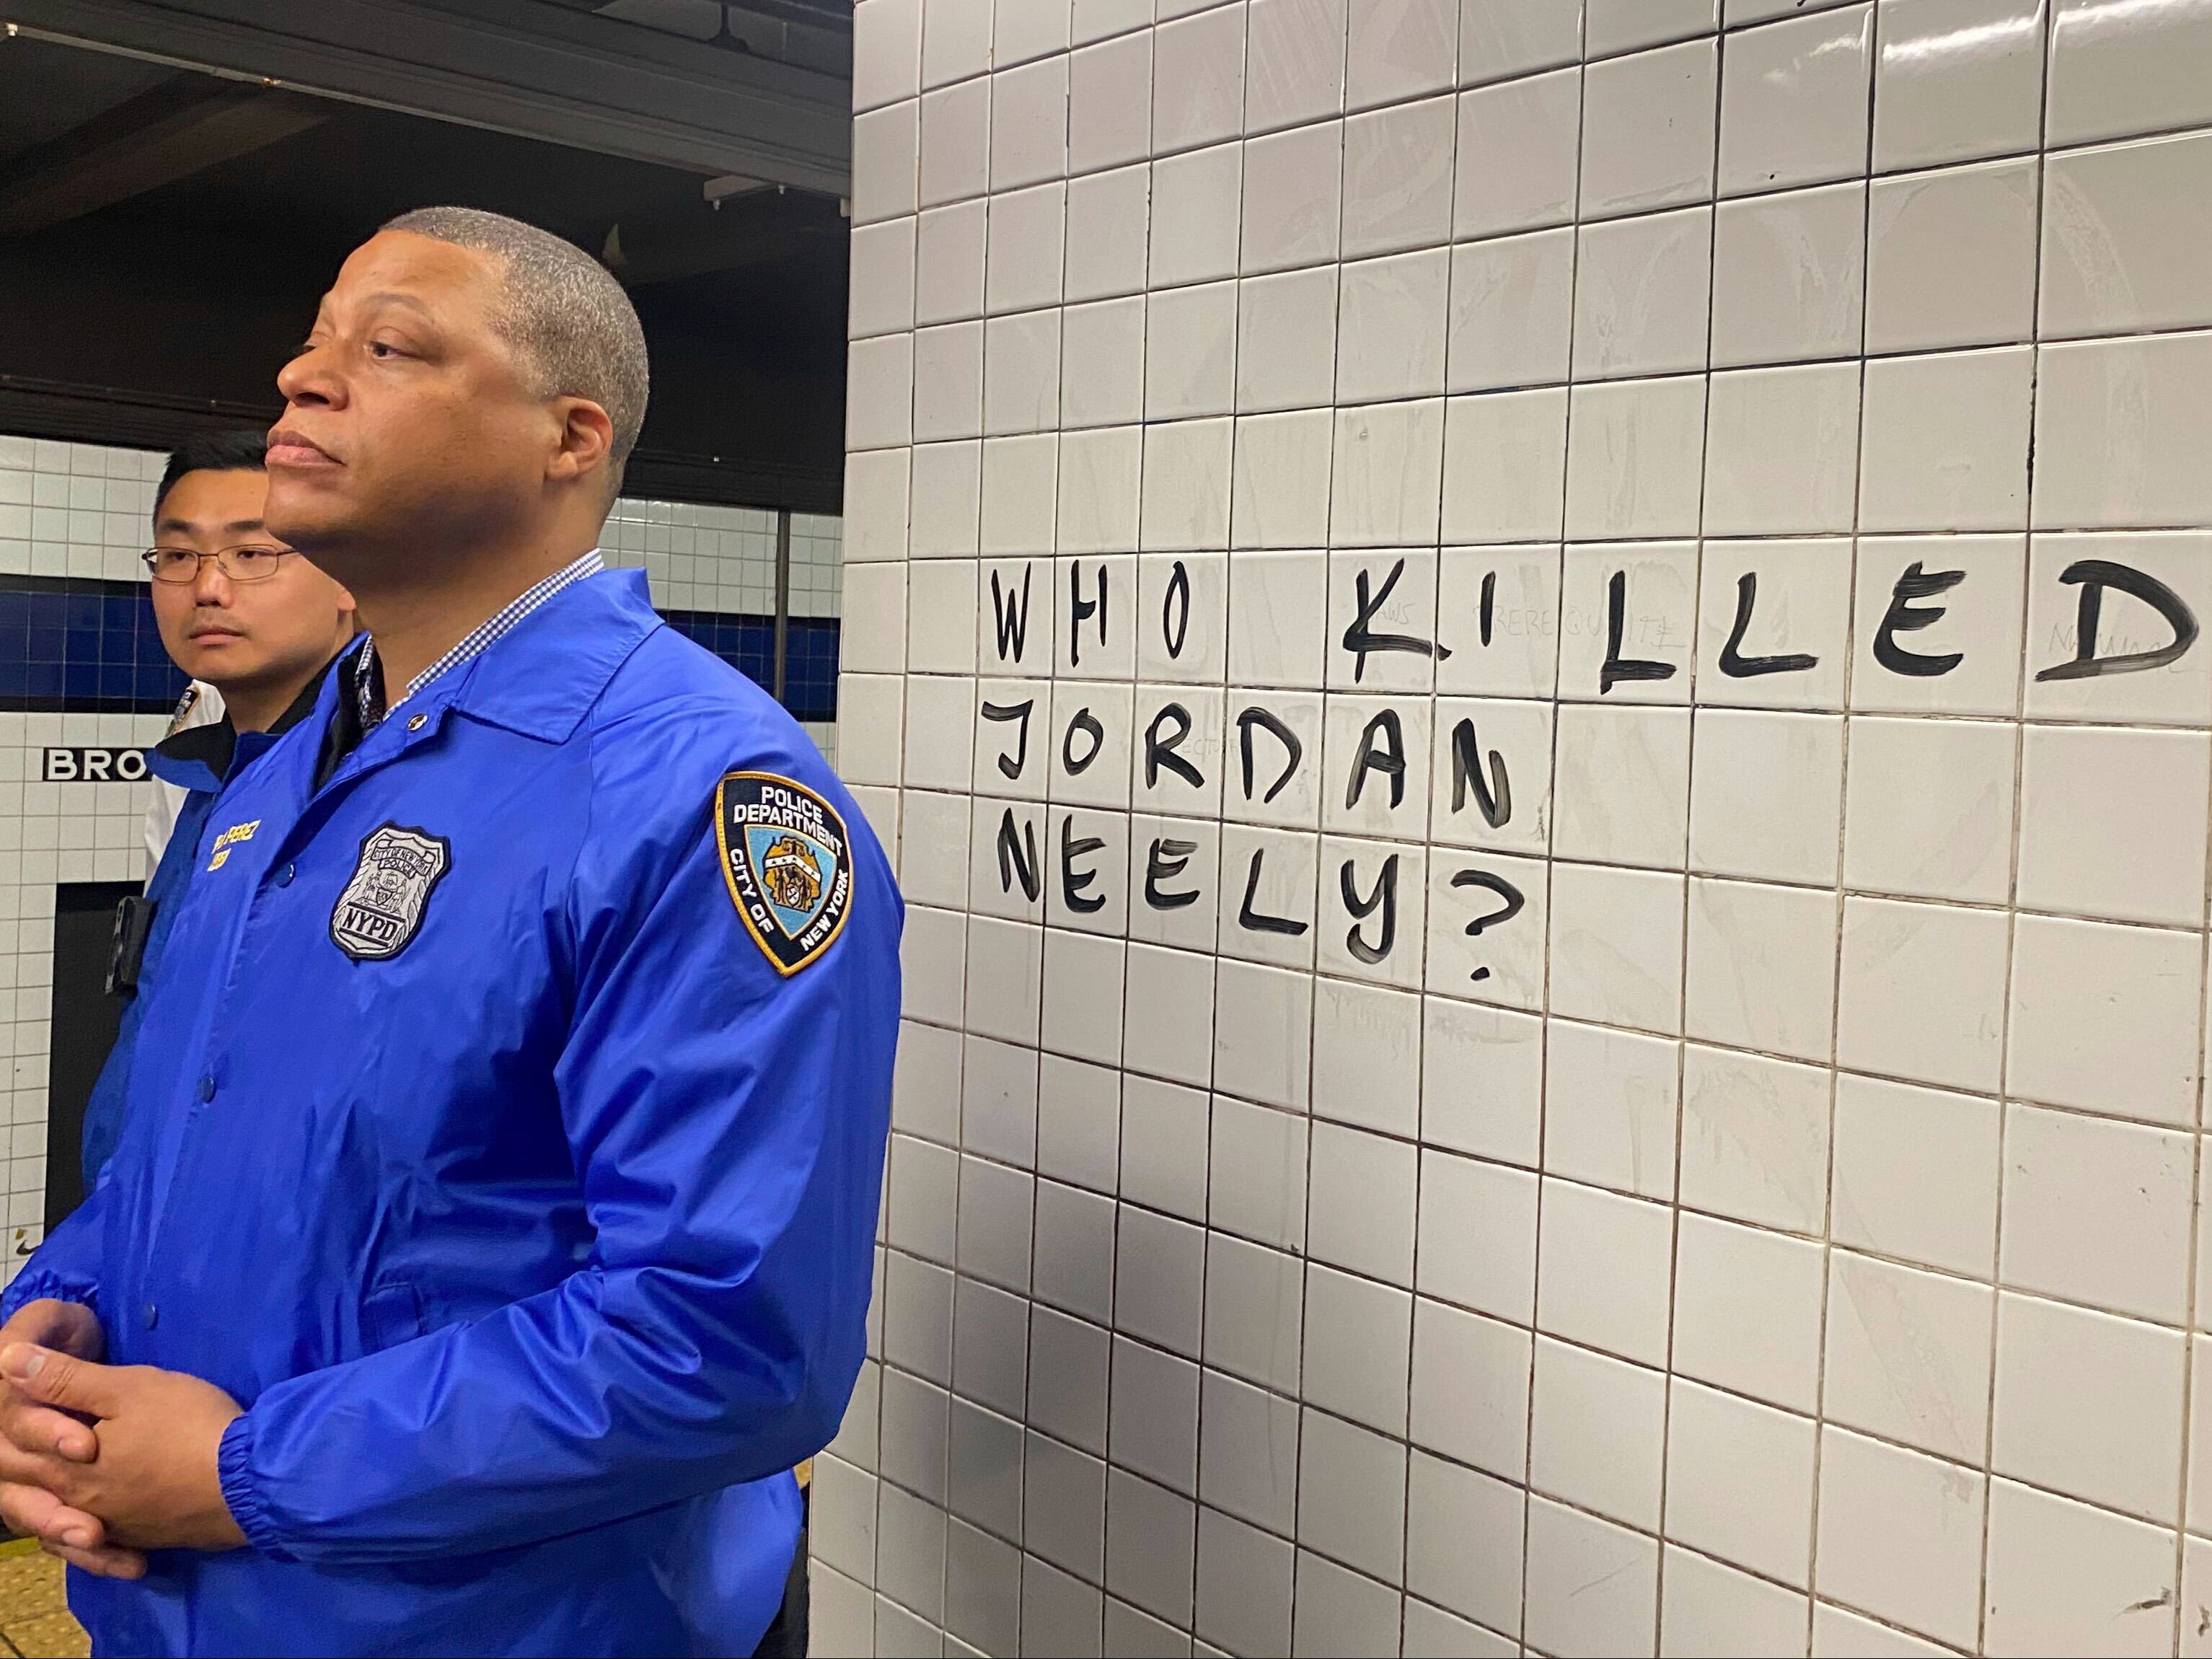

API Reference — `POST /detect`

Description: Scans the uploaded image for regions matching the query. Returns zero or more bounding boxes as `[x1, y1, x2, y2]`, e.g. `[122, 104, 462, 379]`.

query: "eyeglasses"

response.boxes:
[142, 545, 299, 584]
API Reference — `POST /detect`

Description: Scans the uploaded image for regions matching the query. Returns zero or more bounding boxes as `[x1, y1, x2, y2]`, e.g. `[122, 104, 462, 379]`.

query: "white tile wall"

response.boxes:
[0, 438, 220, 1274]
[0, 436, 842, 1280]
[602, 501, 843, 765]
[0, 708, 167, 1275]
[836, 1, 2212, 1654]
[600, 498, 847, 621]
[0, 434, 165, 583]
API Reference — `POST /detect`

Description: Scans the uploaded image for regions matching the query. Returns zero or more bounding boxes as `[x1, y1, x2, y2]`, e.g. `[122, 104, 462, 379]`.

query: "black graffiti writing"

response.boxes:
[2035, 558, 2200, 683]
[1342, 558, 1452, 684]
[1163, 560, 1191, 661]
[1237, 705, 1303, 806]
[1062, 707, 1105, 775]
[990, 565, 1033, 665]
[1872, 562, 1965, 678]
[1451, 868, 1525, 983]
[980, 699, 1034, 779]
[1059, 816, 1106, 915]
[1345, 708, 1407, 811]
[1448, 717, 1512, 829]
[1238, 848, 1308, 936]
[1341, 854, 1399, 966]
[1145, 837, 1201, 910]
[997, 809, 1040, 902]
[1601, 570, 1676, 693]
[1718, 571, 1817, 679]
[1069, 560, 1108, 669]
[1145, 703, 1204, 788]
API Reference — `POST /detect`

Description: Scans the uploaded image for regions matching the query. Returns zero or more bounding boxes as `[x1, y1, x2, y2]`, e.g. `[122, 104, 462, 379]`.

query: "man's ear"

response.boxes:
[547, 398, 616, 490]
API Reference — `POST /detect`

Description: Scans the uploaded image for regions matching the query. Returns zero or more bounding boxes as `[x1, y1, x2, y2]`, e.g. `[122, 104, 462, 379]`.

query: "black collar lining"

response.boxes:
[155, 642, 358, 786]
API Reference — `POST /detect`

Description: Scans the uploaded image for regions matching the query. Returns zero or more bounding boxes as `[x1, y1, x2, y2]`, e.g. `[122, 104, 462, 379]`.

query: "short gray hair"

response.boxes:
[381, 206, 651, 476]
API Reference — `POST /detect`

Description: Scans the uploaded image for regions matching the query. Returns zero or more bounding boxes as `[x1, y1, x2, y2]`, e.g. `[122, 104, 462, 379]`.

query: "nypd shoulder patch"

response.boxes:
[162, 684, 201, 742]
[715, 771, 854, 976]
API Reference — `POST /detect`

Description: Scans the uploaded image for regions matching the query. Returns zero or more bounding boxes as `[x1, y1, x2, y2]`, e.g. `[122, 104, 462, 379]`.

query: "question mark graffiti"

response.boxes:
[1450, 868, 1525, 982]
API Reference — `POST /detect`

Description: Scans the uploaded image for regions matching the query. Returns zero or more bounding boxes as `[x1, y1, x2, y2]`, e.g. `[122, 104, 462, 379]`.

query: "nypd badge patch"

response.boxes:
[330, 824, 450, 961]
[715, 771, 853, 975]
[162, 683, 202, 742]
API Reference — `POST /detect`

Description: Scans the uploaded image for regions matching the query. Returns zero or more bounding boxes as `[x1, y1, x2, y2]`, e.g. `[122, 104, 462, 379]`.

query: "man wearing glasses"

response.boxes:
[79, 432, 357, 1184]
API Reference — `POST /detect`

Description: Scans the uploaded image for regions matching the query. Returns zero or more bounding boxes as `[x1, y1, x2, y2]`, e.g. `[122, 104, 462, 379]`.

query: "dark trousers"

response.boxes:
[749, 1500, 810, 1659]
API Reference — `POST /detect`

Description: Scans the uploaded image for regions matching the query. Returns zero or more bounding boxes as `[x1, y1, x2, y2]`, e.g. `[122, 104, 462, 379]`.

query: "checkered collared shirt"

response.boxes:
[356, 550, 606, 731]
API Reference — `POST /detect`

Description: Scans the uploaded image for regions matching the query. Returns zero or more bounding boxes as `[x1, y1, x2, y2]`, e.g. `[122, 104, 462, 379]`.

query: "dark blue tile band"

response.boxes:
[0, 578, 190, 713]
[659, 610, 842, 725]
[0, 576, 841, 724]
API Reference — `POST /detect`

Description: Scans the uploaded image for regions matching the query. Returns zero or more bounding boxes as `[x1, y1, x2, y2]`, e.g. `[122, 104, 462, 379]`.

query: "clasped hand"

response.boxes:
[0, 1299, 248, 1577]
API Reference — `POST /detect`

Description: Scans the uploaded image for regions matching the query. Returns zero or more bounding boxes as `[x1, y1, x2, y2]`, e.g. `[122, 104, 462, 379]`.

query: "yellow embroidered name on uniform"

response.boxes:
[207, 820, 261, 871]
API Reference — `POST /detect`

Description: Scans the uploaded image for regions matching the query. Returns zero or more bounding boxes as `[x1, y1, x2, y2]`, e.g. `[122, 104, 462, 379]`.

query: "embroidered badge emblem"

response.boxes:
[330, 824, 450, 961]
[715, 772, 854, 976]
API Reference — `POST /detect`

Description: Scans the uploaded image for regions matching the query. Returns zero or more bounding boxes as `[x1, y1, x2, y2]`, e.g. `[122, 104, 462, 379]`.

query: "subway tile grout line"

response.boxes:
[1236, 0, 1334, 1637]
[2169, 14, 2212, 1641]
[1806, 0, 1889, 1627]
[1367, 19, 1463, 1648]
[1642, 8, 1732, 1643]
[1512, 6, 1587, 1629]
[1978, 4, 2058, 1645]
[2178, 716, 2211, 1637]
[848, 449, 2212, 550]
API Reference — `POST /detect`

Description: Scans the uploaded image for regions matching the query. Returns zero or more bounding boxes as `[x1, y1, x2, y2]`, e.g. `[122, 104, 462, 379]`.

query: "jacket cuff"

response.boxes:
[0, 1276, 94, 1326]
[216, 1414, 296, 1562]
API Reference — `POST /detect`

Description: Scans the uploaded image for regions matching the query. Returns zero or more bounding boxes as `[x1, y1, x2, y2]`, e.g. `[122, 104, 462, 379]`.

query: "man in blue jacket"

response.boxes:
[0, 206, 899, 1657]
[80, 430, 360, 1189]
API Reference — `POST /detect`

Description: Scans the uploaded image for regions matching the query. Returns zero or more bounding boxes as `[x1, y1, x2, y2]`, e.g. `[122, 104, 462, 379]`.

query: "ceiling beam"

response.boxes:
[600, 191, 844, 288]
[0, 73, 330, 237]
[0, 0, 852, 193]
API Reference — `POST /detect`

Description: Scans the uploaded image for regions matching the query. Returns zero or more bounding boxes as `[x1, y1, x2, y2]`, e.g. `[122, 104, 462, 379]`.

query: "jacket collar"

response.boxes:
[435, 567, 663, 745]
[146, 646, 353, 793]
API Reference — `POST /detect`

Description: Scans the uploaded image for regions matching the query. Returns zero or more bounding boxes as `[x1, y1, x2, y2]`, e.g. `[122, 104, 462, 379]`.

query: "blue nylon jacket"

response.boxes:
[81, 693, 315, 1188]
[3, 569, 901, 1657]
[79, 785, 215, 1186]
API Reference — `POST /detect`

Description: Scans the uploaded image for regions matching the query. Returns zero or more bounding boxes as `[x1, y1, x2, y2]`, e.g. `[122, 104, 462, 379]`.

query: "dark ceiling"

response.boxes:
[0, 29, 850, 509]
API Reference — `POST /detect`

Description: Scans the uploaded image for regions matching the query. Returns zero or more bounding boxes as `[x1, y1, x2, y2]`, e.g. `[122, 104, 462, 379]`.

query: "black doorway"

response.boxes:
[46, 881, 136, 1230]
